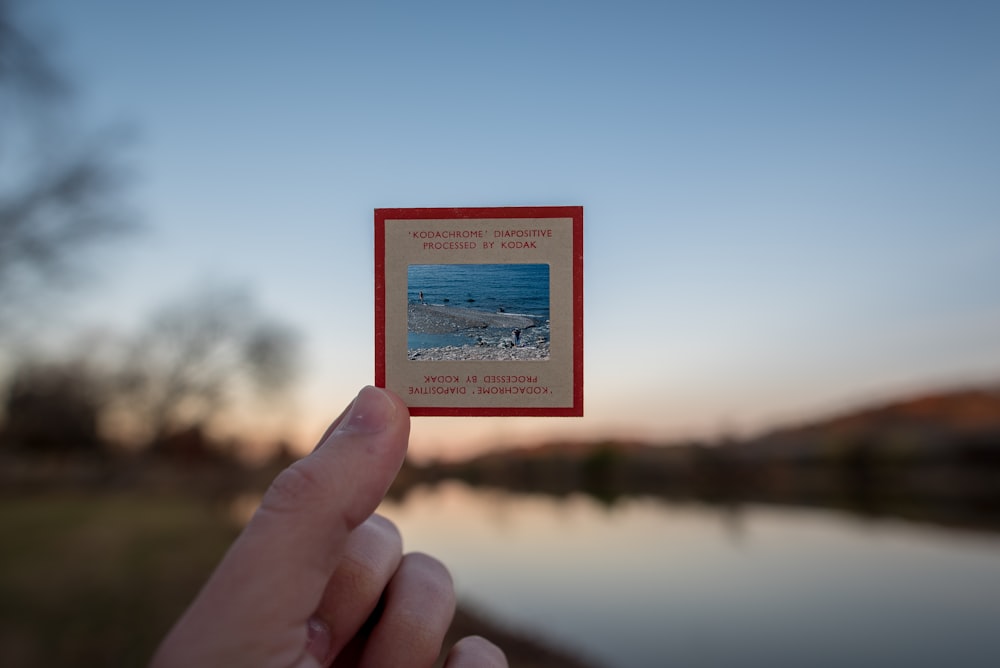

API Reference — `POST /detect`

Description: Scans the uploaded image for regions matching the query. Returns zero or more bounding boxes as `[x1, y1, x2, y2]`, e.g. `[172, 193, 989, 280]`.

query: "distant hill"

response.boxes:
[799, 387, 1000, 431]
[425, 385, 1000, 471]
[734, 386, 1000, 466]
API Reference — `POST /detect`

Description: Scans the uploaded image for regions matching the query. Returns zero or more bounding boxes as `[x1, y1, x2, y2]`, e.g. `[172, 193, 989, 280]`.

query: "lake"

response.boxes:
[378, 482, 1000, 668]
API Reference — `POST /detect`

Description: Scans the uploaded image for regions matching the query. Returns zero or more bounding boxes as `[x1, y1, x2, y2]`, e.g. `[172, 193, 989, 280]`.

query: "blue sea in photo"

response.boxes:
[407, 263, 550, 349]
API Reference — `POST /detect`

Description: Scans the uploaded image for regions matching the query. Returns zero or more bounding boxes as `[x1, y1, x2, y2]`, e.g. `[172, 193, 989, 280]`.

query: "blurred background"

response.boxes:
[1, 1, 998, 666]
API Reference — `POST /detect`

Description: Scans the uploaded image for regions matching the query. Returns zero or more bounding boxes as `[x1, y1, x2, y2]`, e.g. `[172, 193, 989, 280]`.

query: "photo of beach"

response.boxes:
[407, 264, 550, 361]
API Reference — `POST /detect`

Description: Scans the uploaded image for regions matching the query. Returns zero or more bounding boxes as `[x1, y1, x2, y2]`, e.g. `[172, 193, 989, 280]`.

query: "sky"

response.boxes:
[18, 0, 1000, 459]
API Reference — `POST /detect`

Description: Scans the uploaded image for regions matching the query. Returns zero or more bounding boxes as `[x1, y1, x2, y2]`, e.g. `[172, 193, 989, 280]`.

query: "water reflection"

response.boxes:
[378, 482, 1000, 668]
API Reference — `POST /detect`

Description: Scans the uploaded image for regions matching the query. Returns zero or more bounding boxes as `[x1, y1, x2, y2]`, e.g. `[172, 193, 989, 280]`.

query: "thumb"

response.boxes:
[239, 385, 409, 600]
[155, 386, 409, 665]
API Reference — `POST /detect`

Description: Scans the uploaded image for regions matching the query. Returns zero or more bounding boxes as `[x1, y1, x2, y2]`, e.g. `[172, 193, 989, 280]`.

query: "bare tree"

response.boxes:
[0, 356, 104, 454]
[0, 1, 135, 329]
[107, 285, 299, 452]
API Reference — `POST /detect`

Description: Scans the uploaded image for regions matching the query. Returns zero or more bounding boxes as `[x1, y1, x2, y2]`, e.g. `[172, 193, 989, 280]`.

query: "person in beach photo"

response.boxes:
[152, 386, 508, 668]
[513, 328, 521, 347]
[419, 290, 424, 304]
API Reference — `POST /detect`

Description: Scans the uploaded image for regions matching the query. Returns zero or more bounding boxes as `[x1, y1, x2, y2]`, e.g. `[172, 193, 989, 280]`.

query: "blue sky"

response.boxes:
[25, 0, 1000, 457]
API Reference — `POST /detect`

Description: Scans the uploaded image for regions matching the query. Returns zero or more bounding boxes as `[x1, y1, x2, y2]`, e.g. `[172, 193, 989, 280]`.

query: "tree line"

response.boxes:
[0, 3, 299, 462]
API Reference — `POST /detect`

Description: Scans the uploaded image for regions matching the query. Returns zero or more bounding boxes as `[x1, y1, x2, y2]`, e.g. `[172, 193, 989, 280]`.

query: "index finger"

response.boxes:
[157, 386, 409, 664]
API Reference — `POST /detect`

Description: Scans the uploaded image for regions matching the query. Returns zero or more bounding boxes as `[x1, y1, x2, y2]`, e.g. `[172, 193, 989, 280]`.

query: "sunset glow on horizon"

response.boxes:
[20, 0, 1000, 461]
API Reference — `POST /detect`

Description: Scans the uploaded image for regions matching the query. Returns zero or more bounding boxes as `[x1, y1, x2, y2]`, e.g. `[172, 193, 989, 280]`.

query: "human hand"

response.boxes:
[151, 386, 506, 667]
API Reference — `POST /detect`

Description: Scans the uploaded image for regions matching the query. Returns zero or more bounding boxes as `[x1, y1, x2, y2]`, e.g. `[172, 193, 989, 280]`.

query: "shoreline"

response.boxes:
[408, 303, 539, 334]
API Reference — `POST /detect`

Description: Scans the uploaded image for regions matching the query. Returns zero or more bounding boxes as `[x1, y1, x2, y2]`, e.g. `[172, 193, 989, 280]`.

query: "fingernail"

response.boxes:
[306, 615, 332, 665]
[337, 386, 396, 434]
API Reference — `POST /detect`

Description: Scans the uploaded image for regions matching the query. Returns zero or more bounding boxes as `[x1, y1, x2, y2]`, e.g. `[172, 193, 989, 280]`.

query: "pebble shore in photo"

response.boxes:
[408, 342, 550, 361]
[407, 303, 549, 361]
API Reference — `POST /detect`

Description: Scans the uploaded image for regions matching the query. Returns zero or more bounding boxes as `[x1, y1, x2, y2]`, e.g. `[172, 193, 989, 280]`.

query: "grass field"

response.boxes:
[0, 491, 239, 666]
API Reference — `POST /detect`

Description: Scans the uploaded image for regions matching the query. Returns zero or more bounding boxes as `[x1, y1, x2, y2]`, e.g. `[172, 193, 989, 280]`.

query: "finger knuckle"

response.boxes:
[376, 552, 457, 660]
[405, 551, 452, 581]
[403, 552, 455, 601]
[388, 606, 448, 659]
[261, 462, 326, 514]
[365, 513, 403, 544]
[451, 636, 508, 667]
